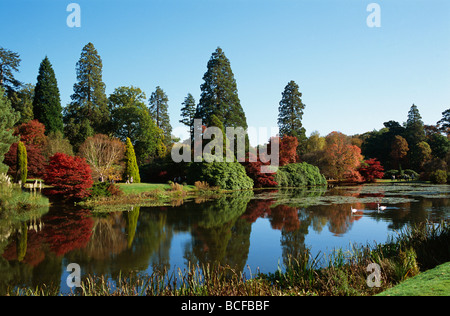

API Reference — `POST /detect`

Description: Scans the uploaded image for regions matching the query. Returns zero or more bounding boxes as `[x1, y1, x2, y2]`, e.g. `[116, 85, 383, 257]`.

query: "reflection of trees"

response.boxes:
[183, 192, 253, 272]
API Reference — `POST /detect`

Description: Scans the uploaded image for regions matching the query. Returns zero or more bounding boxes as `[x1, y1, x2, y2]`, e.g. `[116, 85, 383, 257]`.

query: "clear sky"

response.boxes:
[1, 0, 449, 145]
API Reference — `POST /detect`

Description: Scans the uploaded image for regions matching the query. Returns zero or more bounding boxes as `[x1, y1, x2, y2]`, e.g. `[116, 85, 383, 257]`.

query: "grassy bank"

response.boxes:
[8, 221, 450, 296]
[77, 182, 223, 211]
[377, 262, 450, 296]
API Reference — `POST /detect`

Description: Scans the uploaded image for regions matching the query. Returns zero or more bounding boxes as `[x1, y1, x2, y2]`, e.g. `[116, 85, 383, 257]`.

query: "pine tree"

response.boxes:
[0, 47, 22, 93]
[277, 80, 307, 154]
[64, 43, 109, 149]
[124, 137, 141, 183]
[405, 104, 425, 145]
[0, 87, 20, 173]
[179, 93, 196, 135]
[196, 47, 248, 129]
[33, 56, 63, 134]
[149, 86, 172, 145]
[10, 83, 34, 124]
[16, 141, 27, 184]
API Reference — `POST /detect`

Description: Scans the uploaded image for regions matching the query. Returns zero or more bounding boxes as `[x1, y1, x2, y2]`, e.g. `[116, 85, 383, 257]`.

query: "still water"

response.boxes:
[1, 183, 449, 294]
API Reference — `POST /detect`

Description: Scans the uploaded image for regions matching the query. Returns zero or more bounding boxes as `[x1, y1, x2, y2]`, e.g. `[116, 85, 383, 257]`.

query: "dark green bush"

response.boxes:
[90, 182, 123, 198]
[188, 159, 253, 190]
[430, 169, 447, 184]
[275, 162, 327, 187]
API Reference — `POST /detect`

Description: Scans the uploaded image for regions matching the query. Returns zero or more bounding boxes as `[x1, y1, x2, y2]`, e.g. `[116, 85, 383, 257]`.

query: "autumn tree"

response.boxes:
[266, 135, 298, 167]
[44, 153, 93, 200]
[4, 119, 47, 178]
[390, 135, 409, 170]
[358, 158, 384, 182]
[79, 134, 126, 181]
[322, 131, 363, 181]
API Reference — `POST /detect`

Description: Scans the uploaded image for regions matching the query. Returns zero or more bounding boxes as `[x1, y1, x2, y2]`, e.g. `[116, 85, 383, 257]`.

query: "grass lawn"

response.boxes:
[117, 182, 195, 195]
[377, 262, 450, 296]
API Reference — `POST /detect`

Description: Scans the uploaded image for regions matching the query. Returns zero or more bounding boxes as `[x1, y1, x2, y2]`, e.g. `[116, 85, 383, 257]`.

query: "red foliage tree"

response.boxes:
[4, 120, 47, 178]
[44, 153, 93, 199]
[358, 158, 385, 182]
[243, 152, 278, 188]
[266, 135, 299, 167]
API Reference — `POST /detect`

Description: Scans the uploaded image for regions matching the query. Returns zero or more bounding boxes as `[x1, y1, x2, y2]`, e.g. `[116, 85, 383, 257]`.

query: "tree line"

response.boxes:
[1, 43, 450, 191]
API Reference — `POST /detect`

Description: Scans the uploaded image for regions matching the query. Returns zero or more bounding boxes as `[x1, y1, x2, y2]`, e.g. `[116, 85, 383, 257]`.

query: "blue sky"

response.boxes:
[1, 0, 449, 144]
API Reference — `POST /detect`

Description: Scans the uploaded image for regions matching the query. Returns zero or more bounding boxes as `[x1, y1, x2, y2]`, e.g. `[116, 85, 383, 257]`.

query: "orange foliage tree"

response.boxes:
[322, 131, 363, 181]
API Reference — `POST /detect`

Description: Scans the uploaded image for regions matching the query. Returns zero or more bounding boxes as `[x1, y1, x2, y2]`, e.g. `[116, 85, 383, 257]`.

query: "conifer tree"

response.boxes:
[33, 56, 63, 134]
[149, 86, 172, 145]
[196, 47, 248, 129]
[0, 47, 22, 93]
[0, 87, 20, 173]
[64, 43, 109, 149]
[16, 141, 27, 184]
[277, 80, 307, 154]
[124, 137, 140, 183]
[179, 93, 196, 136]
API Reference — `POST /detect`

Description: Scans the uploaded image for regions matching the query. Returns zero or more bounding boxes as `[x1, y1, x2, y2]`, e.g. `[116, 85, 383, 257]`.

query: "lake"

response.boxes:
[1, 183, 449, 294]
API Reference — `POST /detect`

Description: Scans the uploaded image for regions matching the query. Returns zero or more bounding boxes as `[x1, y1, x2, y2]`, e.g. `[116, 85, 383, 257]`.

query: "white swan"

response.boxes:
[351, 206, 358, 214]
[377, 204, 387, 211]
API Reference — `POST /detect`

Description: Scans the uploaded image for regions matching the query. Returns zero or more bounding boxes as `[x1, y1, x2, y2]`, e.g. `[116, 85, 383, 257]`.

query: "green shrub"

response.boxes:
[188, 160, 253, 190]
[430, 170, 447, 184]
[90, 182, 123, 198]
[275, 162, 327, 187]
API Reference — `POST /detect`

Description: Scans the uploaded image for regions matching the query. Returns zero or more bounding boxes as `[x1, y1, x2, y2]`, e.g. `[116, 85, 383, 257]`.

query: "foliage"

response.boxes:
[32, 56, 63, 134]
[9, 83, 34, 124]
[0, 47, 22, 93]
[390, 135, 409, 169]
[43, 130, 73, 158]
[322, 131, 363, 181]
[277, 80, 307, 154]
[275, 162, 327, 187]
[196, 47, 248, 130]
[4, 119, 47, 178]
[16, 141, 27, 184]
[149, 86, 172, 146]
[429, 170, 447, 184]
[179, 93, 196, 135]
[108, 86, 165, 162]
[124, 137, 141, 183]
[358, 158, 384, 182]
[188, 158, 253, 190]
[90, 181, 123, 198]
[0, 86, 20, 173]
[79, 134, 125, 181]
[63, 42, 109, 149]
[44, 152, 93, 200]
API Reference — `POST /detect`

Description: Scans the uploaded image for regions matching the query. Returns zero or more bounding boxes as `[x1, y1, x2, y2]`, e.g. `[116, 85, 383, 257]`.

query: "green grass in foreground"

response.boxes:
[377, 262, 450, 296]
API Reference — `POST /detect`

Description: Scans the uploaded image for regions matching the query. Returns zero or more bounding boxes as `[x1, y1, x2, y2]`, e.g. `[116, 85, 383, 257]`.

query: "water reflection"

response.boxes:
[0, 184, 449, 294]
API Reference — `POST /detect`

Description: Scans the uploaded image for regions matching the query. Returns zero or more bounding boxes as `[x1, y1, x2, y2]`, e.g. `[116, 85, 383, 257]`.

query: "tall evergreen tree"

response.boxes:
[405, 104, 425, 145]
[124, 137, 141, 183]
[16, 141, 27, 184]
[0, 47, 21, 93]
[63, 42, 109, 150]
[0, 87, 20, 173]
[149, 86, 172, 145]
[277, 80, 307, 154]
[33, 56, 63, 135]
[179, 93, 196, 136]
[195, 47, 248, 129]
